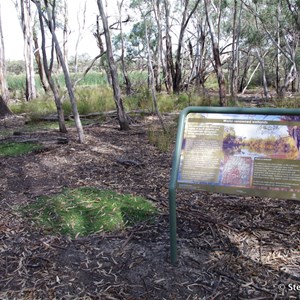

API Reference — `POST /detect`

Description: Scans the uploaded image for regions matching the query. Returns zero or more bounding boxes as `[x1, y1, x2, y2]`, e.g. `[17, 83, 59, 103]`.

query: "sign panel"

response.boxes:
[177, 112, 300, 200]
[169, 107, 300, 264]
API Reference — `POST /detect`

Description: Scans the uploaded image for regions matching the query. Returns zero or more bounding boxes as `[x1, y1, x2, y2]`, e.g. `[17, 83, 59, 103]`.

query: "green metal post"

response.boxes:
[168, 108, 189, 265]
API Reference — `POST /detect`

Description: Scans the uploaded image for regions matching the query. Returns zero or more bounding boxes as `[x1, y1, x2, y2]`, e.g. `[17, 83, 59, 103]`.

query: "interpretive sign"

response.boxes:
[169, 106, 300, 264]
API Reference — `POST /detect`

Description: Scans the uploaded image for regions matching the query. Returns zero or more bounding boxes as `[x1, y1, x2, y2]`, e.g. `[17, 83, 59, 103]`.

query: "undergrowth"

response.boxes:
[147, 122, 178, 152]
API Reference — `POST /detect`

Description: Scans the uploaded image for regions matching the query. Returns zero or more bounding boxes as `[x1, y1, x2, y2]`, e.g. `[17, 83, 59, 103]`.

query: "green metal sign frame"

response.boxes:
[168, 106, 300, 265]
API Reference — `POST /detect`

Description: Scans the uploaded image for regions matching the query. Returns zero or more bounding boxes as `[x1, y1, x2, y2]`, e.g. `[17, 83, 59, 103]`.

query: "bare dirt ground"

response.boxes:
[1, 115, 300, 299]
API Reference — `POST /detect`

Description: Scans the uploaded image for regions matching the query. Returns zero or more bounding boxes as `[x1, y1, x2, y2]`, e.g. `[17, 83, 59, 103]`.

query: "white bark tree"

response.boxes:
[97, 0, 130, 131]
[62, 0, 69, 73]
[143, 11, 165, 131]
[0, 4, 12, 117]
[33, 0, 67, 133]
[117, 0, 132, 95]
[19, 0, 37, 101]
[33, 0, 85, 143]
[74, 0, 87, 73]
[204, 0, 226, 106]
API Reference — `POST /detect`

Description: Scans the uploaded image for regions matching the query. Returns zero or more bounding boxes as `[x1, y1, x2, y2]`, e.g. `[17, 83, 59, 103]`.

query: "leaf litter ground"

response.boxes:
[0, 115, 300, 299]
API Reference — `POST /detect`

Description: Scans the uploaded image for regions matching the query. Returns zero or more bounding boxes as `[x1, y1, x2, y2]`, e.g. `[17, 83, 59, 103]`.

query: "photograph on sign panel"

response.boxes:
[220, 156, 252, 187]
[222, 121, 298, 160]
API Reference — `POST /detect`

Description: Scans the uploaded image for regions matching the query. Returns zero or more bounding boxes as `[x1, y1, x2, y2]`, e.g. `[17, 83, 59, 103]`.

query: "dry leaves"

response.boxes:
[0, 116, 300, 299]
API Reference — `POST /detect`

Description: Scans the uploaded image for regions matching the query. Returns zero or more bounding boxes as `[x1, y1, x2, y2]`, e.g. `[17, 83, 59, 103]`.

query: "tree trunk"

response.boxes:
[118, 0, 132, 96]
[45, 4, 85, 143]
[33, 0, 67, 133]
[94, 16, 112, 85]
[195, 20, 207, 94]
[204, 0, 226, 106]
[276, 2, 281, 94]
[74, 0, 87, 73]
[173, 0, 201, 93]
[163, 0, 174, 93]
[0, 6, 11, 117]
[0, 4, 9, 104]
[20, 0, 37, 101]
[230, 0, 238, 101]
[152, 0, 164, 92]
[241, 60, 259, 94]
[144, 16, 165, 132]
[0, 96, 12, 117]
[33, 26, 50, 93]
[97, 0, 129, 131]
[255, 49, 269, 100]
[62, 0, 69, 73]
[187, 17, 207, 92]
[279, 63, 297, 97]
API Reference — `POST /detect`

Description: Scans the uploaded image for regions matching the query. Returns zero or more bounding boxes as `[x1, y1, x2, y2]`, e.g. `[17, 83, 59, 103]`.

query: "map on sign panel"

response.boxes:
[177, 112, 300, 200]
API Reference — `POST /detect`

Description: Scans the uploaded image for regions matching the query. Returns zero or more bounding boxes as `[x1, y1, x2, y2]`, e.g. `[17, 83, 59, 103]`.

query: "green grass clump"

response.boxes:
[0, 142, 42, 156]
[158, 94, 176, 113]
[22, 187, 157, 238]
[273, 96, 300, 109]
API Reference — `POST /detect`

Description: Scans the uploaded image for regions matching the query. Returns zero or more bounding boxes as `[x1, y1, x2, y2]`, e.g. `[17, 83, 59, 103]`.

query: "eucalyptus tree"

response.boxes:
[184, 2, 212, 94]
[145, 14, 166, 131]
[32, 0, 66, 134]
[62, 0, 69, 73]
[32, 22, 50, 93]
[135, 2, 166, 130]
[0, 4, 12, 117]
[150, 0, 167, 92]
[163, 0, 174, 93]
[250, 6, 271, 99]
[94, 16, 112, 85]
[74, 0, 87, 73]
[173, 0, 201, 93]
[242, 0, 299, 97]
[279, 0, 300, 95]
[117, 0, 132, 95]
[204, 0, 227, 106]
[15, 0, 37, 101]
[32, 0, 85, 143]
[97, 0, 130, 131]
[129, 0, 162, 91]
[230, 0, 241, 100]
[0, 5, 9, 103]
